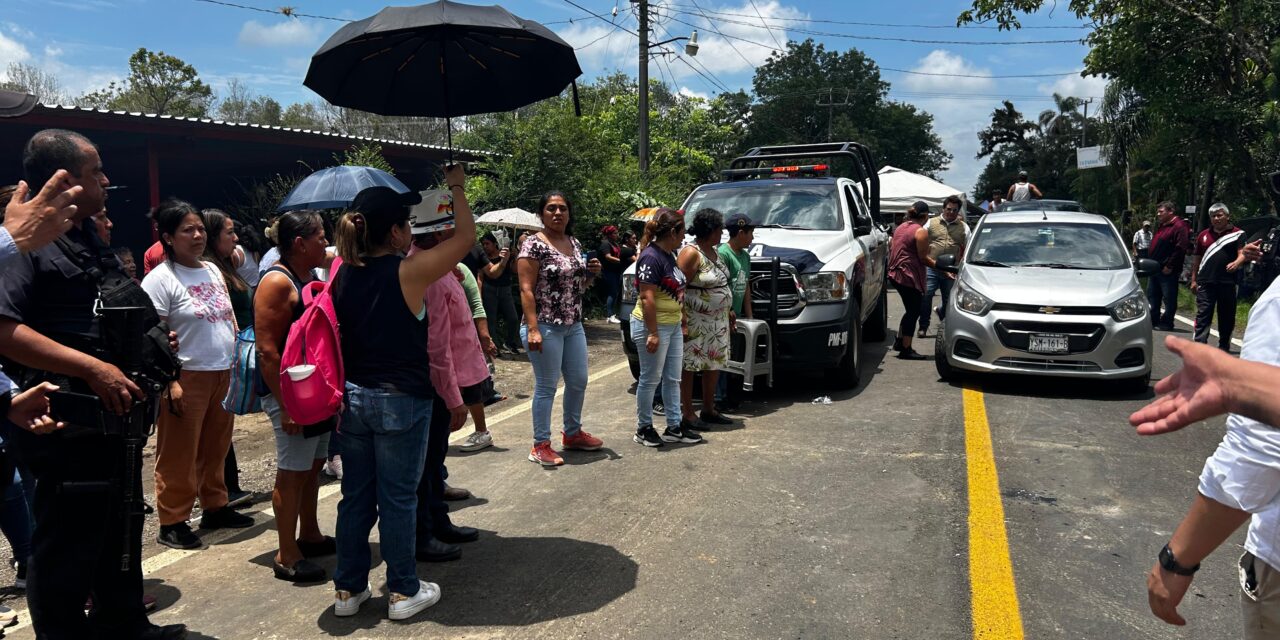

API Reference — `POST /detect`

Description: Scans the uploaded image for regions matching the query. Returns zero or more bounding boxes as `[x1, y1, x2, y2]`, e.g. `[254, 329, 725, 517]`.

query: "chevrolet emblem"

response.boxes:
[1039, 306, 1061, 314]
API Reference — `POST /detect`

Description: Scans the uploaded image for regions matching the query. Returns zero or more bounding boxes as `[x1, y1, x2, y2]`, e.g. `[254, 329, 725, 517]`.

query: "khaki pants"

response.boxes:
[154, 369, 233, 526]
[1241, 551, 1280, 639]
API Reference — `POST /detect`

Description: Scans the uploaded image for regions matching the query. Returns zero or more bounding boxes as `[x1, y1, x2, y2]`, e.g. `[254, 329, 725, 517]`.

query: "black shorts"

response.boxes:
[460, 379, 489, 406]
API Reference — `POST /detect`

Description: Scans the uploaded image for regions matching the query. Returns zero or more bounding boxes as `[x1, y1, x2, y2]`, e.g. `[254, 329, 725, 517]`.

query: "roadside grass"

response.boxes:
[1139, 277, 1253, 336]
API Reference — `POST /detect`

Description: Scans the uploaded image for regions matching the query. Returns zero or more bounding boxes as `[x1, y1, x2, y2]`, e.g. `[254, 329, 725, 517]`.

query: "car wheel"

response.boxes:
[830, 300, 863, 389]
[863, 286, 888, 343]
[934, 319, 957, 382]
[628, 357, 640, 381]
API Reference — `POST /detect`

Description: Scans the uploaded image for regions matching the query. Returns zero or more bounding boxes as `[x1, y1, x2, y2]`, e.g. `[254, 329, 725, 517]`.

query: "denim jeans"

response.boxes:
[603, 272, 622, 318]
[919, 267, 953, 331]
[631, 322, 683, 429]
[0, 467, 32, 561]
[333, 383, 432, 597]
[1147, 270, 1180, 327]
[521, 322, 588, 443]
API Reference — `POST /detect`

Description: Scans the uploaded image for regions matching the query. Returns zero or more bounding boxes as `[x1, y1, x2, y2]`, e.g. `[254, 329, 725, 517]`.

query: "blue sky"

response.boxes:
[1, 0, 1103, 191]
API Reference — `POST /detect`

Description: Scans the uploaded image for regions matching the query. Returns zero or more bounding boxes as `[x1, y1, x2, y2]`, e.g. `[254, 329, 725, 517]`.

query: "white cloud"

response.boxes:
[556, 21, 633, 72]
[662, 0, 803, 78]
[0, 30, 31, 73]
[238, 20, 323, 48]
[679, 86, 710, 101]
[1039, 73, 1108, 100]
[902, 50, 994, 93]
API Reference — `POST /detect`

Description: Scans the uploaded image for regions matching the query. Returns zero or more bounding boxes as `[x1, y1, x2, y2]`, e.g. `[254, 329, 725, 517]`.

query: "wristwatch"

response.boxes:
[1159, 544, 1200, 576]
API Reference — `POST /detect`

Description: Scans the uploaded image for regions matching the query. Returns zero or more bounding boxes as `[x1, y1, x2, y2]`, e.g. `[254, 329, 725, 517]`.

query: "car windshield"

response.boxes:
[683, 183, 843, 231]
[967, 222, 1129, 270]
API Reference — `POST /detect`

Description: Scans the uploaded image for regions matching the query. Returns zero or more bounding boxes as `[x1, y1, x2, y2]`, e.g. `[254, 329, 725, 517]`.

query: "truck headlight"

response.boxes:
[954, 281, 993, 316]
[800, 271, 848, 302]
[1108, 290, 1147, 322]
[622, 273, 638, 302]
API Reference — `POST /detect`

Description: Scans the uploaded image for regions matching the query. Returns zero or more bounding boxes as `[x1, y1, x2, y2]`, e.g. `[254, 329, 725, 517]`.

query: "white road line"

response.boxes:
[3, 358, 635, 634]
[1173, 313, 1245, 347]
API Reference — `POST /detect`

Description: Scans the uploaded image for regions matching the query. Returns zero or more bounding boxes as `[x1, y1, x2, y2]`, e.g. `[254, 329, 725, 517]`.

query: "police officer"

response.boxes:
[0, 129, 187, 640]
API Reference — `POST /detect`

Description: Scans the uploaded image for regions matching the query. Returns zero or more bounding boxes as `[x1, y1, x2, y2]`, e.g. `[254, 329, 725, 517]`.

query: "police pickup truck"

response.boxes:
[620, 142, 890, 389]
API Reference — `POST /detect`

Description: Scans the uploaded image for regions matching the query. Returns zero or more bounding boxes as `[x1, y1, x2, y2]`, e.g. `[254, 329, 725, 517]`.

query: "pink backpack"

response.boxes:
[279, 258, 345, 425]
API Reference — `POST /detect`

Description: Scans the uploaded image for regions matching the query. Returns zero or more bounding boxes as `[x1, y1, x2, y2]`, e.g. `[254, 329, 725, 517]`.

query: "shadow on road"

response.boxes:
[314, 533, 638, 634]
[950, 372, 1157, 403]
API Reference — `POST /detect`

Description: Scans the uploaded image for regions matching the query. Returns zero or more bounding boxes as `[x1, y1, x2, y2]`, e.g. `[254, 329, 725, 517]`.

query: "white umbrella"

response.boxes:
[477, 207, 543, 231]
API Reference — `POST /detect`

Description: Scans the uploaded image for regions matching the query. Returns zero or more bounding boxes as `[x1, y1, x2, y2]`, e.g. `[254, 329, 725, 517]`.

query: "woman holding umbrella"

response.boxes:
[517, 192, 604, 466]
[329, 166, 476, 621]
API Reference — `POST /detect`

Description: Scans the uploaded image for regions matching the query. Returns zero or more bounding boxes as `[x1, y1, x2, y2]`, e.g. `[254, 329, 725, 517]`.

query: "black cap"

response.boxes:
[1018, 170, 1028, 178]
[349, 186, 421, 215]
[725, 213, 754, 230]
[911, 200, 930, 215]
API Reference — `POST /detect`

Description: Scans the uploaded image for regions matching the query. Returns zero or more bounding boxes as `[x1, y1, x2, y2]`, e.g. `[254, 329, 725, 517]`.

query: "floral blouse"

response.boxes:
[518, 233, 592, 326]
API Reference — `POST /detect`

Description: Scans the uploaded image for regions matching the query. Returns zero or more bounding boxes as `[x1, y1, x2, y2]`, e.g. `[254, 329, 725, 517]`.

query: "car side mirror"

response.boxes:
[1134, 258, 1160, 277]
[935, 254, 959, 274]
[854, 222, 873, 236]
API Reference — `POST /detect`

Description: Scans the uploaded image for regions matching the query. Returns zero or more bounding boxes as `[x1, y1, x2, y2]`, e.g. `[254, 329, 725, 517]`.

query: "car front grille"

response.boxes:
[994, 320, 1105, 354]
[992, 357, 1102, 372]
[749, 261, 803, 317]
[991, 303, 1109, 315]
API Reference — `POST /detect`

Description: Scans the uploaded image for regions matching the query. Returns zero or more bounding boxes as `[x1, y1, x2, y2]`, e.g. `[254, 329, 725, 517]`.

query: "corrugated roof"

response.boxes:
[36, 103, 491, 157]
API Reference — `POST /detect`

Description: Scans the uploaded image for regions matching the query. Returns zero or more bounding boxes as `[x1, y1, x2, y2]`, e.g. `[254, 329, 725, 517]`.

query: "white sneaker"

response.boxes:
[323, 455, 344, 480]
[334, 586, 371, 617]
[0, 604, 16, 627]
[607, 315, 621, 324]
[458, 430, 493, 452]
[388, 580, 441, 620]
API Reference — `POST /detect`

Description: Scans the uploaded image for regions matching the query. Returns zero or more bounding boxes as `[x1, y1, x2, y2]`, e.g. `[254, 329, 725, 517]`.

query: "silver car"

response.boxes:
[933, 210, 1158, 391]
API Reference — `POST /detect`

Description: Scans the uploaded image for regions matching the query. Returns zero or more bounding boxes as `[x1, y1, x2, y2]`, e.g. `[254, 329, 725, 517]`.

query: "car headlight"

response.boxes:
[622, 273, 638, 302]
[954, 281, 993, 316]
[1108, 290, 1147, 322]
[800, 271, 848, 302]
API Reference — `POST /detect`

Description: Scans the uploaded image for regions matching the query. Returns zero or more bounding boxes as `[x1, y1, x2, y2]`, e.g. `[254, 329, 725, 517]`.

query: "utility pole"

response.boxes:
[815, 88, 849, 143]
[636, 0, 650, 174]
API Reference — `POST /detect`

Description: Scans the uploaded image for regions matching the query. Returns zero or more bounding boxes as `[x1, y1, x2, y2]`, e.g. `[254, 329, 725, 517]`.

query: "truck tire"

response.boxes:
[934, 319, 957, 382]
[830, 300, 863, 389]
[628, 356, 640, 381]
[863, 285, 888, 343]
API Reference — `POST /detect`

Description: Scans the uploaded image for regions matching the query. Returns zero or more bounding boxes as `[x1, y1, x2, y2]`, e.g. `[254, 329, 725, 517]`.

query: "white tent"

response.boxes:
[877, 165, 967, 216]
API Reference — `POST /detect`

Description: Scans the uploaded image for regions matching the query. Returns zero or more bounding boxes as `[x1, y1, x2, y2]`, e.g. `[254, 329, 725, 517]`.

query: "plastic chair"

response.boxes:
[723, 319, 773, 391]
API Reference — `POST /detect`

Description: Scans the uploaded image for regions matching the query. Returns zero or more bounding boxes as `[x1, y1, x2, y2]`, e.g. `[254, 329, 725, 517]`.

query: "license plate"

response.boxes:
[1029, 333, 1069, 354]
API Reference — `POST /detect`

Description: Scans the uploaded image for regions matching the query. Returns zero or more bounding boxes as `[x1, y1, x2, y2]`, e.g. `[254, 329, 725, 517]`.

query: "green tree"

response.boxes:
[281, 102, 326, 129]
[80, 48, 214, 117]
[336, 142, 395, 175]
[1, 62, 71, 105]
[217, 79, 283, 125]
[747, 39, 951, 177]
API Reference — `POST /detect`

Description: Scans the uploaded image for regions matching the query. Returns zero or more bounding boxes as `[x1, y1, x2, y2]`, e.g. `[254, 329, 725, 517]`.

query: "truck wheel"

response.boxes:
[863, 286, 888, 343]
[830, 300, 863, 389]
[934, 320, 957, 382]
[628, 357, 640, 381]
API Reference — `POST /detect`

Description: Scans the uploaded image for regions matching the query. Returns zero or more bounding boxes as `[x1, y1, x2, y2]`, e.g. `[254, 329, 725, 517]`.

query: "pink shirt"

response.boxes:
[425, 267, 489, 409]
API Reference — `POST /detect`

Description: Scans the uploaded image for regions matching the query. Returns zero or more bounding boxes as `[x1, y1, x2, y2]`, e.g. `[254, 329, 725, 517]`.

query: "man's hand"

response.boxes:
[7, 382, 65, 435]
[481, 334, 498, 359]
[1162, 266, 1173, 275]
[1130, 336, 1231, 435]
[87, 360, 144, 415]
[3, 170, 80, 253]
[1243, 240, 1263, 262]
[448, 403, 468, 432]
[1147, 562, 1192, 626]
[499, 248, 510, 261]
[443, 163, 466, 188]
[1189, 280, 1198, 293]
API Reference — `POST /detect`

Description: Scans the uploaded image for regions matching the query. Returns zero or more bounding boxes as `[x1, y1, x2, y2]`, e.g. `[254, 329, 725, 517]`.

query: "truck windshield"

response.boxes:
[968, 222, 1130, 270]
[683, 183, 843, 231]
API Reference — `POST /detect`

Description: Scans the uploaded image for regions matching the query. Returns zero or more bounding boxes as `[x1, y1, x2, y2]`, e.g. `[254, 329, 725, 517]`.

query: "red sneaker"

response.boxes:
[528, 442, 564, 466]
[562, 430, 603, 451]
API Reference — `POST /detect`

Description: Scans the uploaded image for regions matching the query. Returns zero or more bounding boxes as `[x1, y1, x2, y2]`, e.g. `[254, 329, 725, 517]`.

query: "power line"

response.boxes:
[687, 0, 756, 70]
[881, 67, 1087, 79]
[654, 18, 731, 94]
[666, 9, 1083, 46]
[748, 0, 785, 50]
[191, 0, 348, 21]
[662, 3, 1090, 30]
[562, 0, 640, 37]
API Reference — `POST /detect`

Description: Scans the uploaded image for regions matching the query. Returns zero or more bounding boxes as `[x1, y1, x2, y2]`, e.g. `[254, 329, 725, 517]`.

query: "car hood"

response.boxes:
[963, 266, 1138, 306]
[624, 228, 850, 275]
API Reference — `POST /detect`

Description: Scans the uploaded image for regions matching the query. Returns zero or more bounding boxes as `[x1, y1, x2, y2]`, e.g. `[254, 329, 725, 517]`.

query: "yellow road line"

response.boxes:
[963, 385, 1024, 639]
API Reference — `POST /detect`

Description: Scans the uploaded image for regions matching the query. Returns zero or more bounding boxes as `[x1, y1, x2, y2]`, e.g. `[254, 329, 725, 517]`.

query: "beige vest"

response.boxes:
[926, 215, 967, 260]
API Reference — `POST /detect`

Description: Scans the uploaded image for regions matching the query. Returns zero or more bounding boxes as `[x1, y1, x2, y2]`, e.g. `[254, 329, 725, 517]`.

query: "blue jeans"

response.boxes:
[334, 383, 432, 596]
[919, 267, 953, 331]
[521, 322, 588, 443]
[0, 467, 33, 562]
[603, 273, 622, 318]
[1147, 270, 1180, 327]
[631, 322, 683, 429]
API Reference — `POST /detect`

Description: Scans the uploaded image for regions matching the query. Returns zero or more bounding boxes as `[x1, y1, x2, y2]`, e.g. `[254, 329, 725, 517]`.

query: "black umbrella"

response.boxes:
[304, 0, 582, 159]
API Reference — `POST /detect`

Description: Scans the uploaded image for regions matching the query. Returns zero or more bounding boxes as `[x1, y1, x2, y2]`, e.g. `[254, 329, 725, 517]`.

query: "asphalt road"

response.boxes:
[3, 300, 1248, 639]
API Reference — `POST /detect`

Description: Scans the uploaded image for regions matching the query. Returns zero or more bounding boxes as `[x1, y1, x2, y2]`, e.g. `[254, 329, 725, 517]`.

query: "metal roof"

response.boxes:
[32, 102, 491, 157]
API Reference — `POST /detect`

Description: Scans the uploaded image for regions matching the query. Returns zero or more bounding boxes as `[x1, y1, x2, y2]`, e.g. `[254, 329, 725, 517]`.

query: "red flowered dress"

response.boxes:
[683, 246, 731, 371]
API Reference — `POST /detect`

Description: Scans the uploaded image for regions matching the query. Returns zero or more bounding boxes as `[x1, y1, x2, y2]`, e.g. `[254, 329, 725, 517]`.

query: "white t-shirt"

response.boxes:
[142, 261, 236, 371]
[1132, 229, 1152, 250]
[258, 247, 281, 280]
[235, 245, 261, 288]
[1197, 276, 1280, 570]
